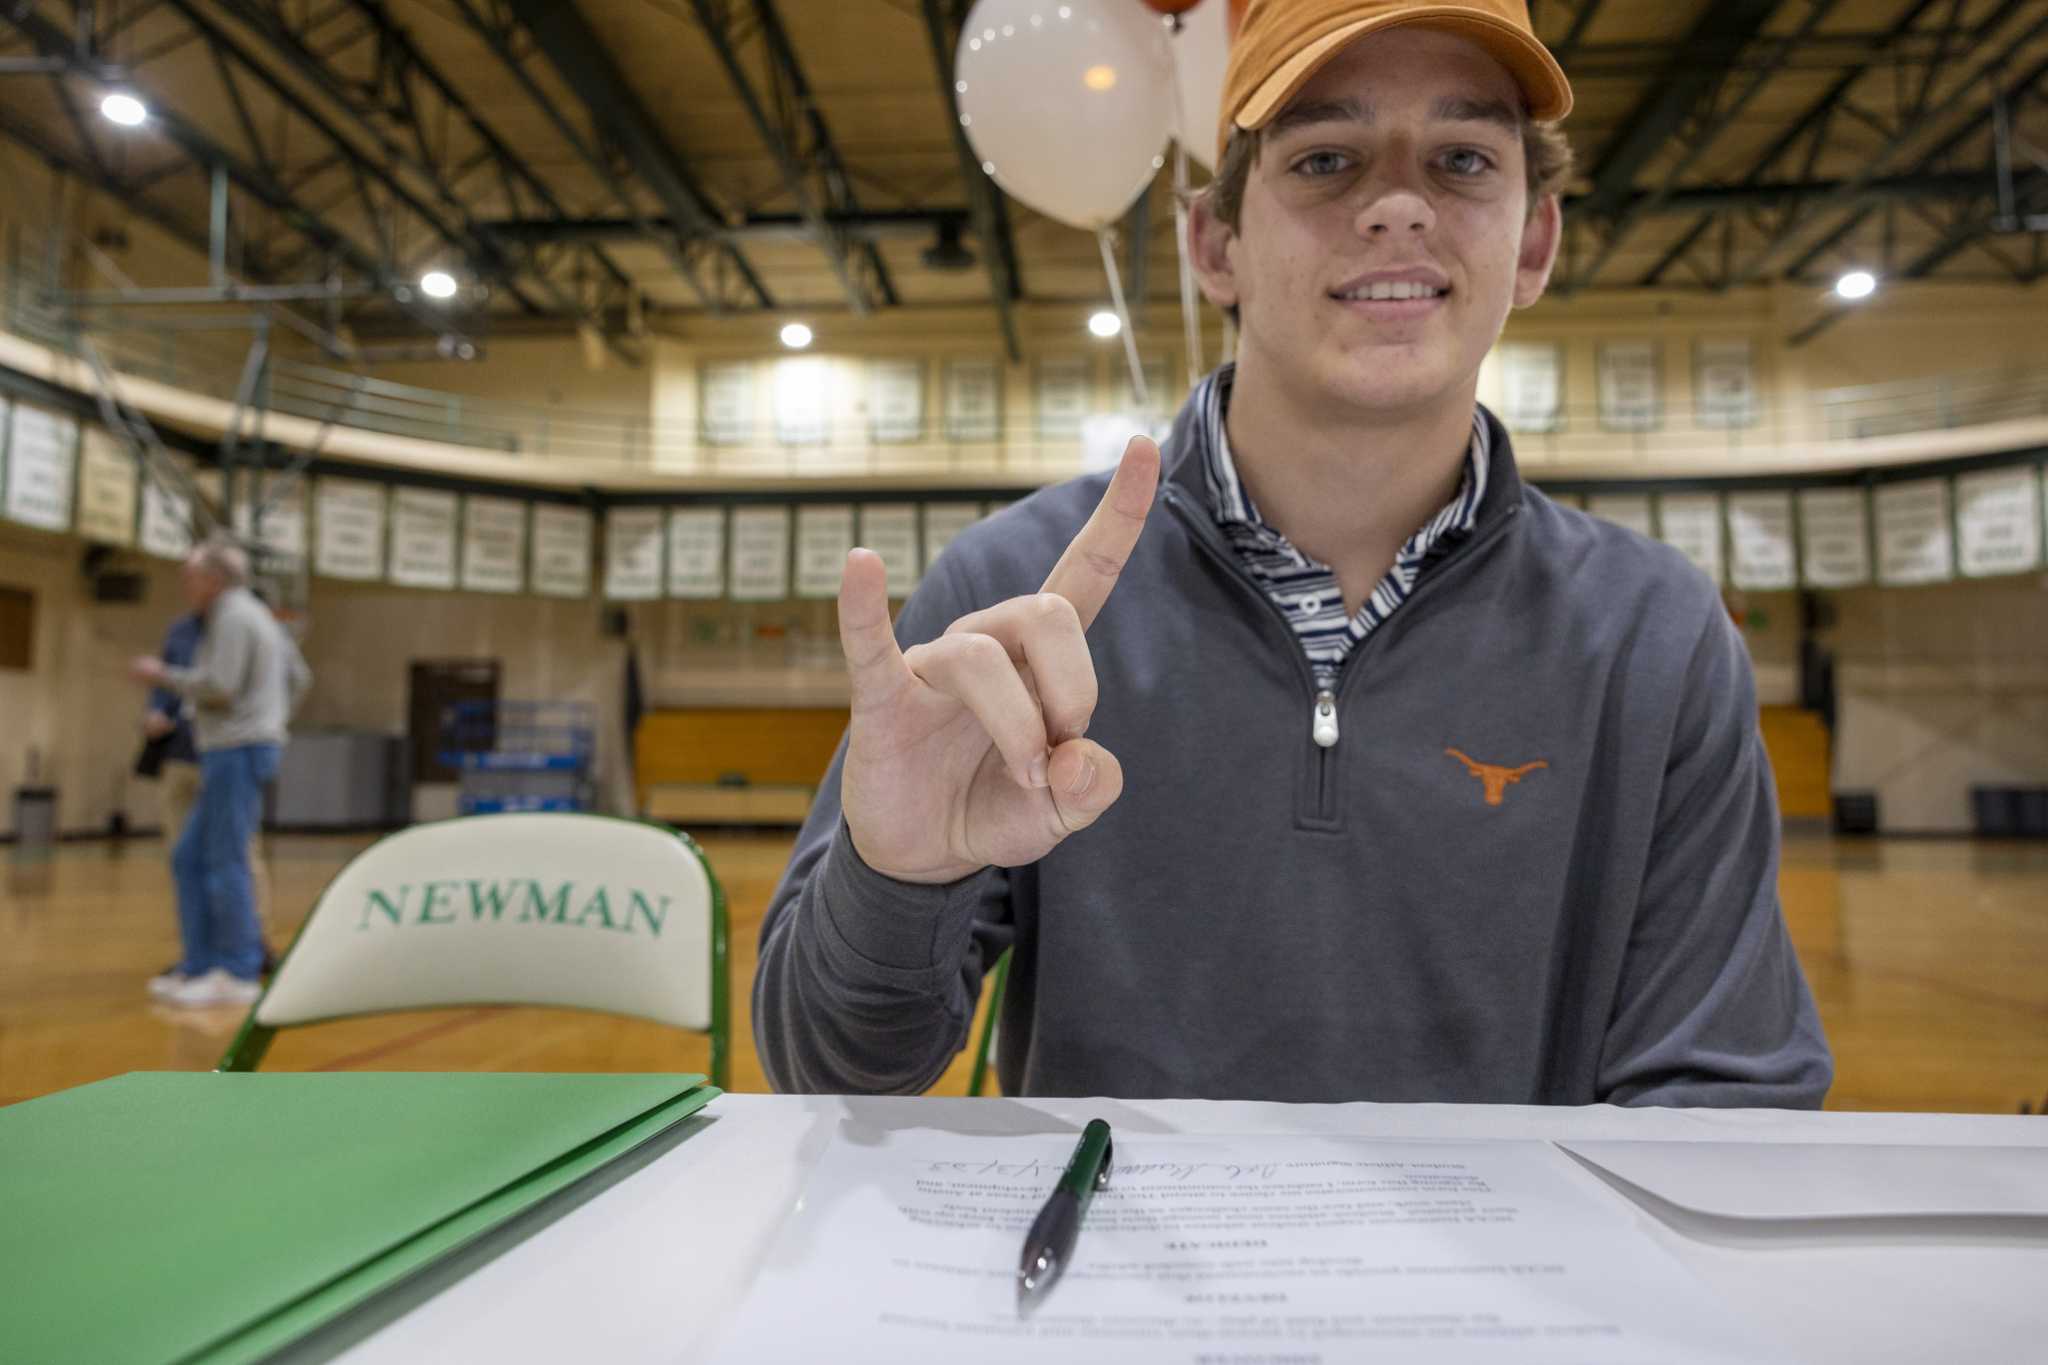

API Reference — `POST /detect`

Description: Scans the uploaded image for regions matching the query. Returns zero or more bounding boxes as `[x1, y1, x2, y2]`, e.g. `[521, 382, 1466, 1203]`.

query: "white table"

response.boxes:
[336, 1096, 2048, 1364]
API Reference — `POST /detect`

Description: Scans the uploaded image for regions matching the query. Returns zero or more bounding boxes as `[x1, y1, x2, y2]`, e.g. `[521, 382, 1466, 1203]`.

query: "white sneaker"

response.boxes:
[166, 969, 263, 1009]
[147, 968, 189, 999]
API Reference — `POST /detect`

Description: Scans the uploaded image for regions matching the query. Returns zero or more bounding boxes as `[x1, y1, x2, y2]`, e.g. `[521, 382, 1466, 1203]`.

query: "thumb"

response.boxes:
[837, 549, 907, 703]
[1045, 738, 1124, 836]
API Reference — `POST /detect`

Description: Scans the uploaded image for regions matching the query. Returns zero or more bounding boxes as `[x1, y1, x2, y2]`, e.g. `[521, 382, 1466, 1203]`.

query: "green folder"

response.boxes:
[0, 1070, 720, 1365]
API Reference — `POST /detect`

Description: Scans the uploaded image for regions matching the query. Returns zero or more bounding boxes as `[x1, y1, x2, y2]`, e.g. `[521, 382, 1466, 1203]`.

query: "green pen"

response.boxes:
[1015, 1118, 1114, 1314]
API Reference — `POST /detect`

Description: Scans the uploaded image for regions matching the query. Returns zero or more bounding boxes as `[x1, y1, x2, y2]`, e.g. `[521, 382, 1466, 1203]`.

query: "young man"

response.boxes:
[755, 0, 1832, 1106]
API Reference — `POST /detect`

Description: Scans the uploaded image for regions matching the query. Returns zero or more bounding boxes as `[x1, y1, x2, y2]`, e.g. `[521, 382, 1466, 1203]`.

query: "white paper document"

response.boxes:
[710, 1130, 1784, 1364]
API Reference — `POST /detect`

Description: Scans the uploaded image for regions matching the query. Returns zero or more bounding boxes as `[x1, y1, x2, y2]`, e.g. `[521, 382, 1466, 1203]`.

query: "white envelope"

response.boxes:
[1561, 1141, 2048, 1222]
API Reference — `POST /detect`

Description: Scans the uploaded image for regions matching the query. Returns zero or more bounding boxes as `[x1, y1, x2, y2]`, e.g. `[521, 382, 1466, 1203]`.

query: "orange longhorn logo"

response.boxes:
[1445, 749, 1549, 807]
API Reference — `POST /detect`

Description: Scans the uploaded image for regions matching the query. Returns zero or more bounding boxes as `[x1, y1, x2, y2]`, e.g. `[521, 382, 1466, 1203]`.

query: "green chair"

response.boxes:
[966, 947, 1012, 1097]
[219, 813, 729, 1089]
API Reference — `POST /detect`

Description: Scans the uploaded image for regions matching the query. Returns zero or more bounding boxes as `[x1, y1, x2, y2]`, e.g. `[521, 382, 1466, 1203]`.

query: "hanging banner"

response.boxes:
[139, 465, 196, 560]
[1035, 358, 1091, 439]
[1115, 354, 1171, 416]
[1695, 340, 1758, 429]
[774, 358, 830, 446]
[666, 508, 725, 599]
[314, 478, 387, 580]
[1081, 411, 1169, 475]
[1955, 466, 2043, 578]
[730, 506, 791, 601]
[1874, 479, 1953, 586]
[944, 359, 1002, 441]
[867, 361, 925, 443]
[795, 503, 857, 599]
[1497, 342, 1563, 433]
[235, 475, 307, 569]
[75, 428, 138, 546]
[461, 495, 526, 594]
[389, 488, 460, 590]
[603, 506, 665, 600]
[1726, 491, 1797, 590]
[530, 503, 594, 598]
[1798, 488, 1871, 587]
[701, 363, 754, 446]
[4, 403, 78, 531]
[1587, 493, 1654, 539]
[923, 502, 982, 573]
[1657, 493, 1723, 584]
[1597, 341, 1660, 432]
[860, 502, 921, 598]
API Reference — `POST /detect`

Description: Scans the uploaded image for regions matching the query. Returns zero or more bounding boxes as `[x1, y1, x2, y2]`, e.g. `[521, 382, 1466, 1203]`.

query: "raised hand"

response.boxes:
[836, 436, 1160, 885]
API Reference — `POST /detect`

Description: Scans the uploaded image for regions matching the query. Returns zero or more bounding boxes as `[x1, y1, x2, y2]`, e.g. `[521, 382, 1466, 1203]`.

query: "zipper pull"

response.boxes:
[1311, 690, 1340, 748]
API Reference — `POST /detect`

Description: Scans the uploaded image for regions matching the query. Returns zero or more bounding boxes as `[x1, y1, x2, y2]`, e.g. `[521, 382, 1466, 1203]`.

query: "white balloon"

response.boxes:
[1169, 0, 1231, 172]
[956, 0, 1173, 230]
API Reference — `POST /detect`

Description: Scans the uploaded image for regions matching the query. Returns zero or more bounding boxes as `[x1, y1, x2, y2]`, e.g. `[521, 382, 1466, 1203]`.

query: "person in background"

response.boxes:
[137, 609, 276, 996]
[130, 539, 310, 1008]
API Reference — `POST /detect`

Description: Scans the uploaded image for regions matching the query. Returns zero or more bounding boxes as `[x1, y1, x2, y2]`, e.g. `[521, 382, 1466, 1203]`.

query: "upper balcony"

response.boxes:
[6, 263, 2046, 492]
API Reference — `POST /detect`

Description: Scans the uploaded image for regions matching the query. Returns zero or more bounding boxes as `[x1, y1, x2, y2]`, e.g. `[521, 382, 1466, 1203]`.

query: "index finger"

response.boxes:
[1040, 434, 1160, 629]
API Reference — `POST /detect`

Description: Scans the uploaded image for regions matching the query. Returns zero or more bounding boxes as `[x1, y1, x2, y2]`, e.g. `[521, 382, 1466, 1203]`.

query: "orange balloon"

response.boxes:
[1139, 0, 1204, 13]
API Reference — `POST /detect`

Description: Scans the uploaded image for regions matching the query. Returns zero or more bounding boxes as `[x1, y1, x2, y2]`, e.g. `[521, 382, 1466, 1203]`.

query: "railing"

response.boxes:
[1817, 370, 2048, 440]
[7, 260, 2047, 480]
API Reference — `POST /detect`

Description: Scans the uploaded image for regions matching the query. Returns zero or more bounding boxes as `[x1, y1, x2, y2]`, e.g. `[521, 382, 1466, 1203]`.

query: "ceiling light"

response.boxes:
[1083, 64, 1118, 92]
[780, 322, 813, 350]
[1834, 270, 1876, 301]
[99, 93, 147, 127]
[419, 270, 459, 300]
[1088, 310, 1122, 339]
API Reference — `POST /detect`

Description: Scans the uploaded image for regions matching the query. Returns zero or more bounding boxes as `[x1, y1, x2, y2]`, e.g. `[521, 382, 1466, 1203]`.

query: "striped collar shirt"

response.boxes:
[1195, 365, 1490, 690]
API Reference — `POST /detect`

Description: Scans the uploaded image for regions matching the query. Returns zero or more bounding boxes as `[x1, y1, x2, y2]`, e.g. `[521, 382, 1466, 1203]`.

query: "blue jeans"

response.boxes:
[171, 744, 278, 980]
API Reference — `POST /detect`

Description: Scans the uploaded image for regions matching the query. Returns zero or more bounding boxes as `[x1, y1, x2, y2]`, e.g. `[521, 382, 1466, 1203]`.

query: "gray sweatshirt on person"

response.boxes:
[164, 585, 312, 752]
[754, 395, 1832, 1108]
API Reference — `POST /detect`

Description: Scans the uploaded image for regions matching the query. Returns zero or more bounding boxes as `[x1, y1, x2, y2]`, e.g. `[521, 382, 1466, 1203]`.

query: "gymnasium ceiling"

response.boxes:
[1, 0, 2045, 362]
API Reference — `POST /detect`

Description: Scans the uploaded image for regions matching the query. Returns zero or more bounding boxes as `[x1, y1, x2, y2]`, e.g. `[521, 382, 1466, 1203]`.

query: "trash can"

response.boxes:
[11, 785, 57, 852]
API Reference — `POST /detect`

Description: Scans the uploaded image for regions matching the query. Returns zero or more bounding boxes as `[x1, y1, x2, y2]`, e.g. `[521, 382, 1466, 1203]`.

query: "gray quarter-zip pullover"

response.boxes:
[164, 585, 312, 752]
[753, 390, 1832, 1107]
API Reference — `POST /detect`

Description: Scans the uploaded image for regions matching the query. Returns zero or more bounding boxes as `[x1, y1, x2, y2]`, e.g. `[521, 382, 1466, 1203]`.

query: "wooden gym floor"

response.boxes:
[2, 829, 2045, 1113]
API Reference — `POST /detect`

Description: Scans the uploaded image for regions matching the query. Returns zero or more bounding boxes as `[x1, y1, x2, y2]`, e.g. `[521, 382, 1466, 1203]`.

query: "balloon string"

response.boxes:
[1096, 225, 1148, 409]
[1173, 145, 1202, 386]
[1162, 12, 1189, 145]
[1161, 11, 1202, 387]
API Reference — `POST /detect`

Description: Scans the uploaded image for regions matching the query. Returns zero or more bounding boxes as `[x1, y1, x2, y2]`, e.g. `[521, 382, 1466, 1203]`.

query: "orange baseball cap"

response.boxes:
[1221, 0, 1573, 161]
